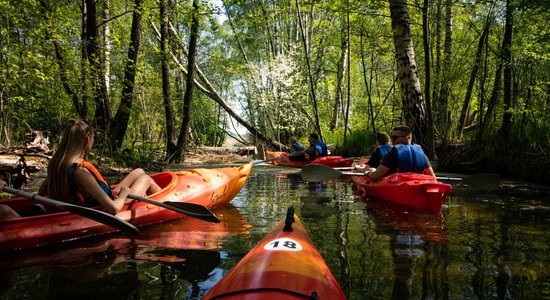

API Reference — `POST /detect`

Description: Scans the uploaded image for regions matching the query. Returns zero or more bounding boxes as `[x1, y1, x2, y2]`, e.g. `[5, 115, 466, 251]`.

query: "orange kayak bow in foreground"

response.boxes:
[203, 207, 346, 300]
[0, 164, 252, 252]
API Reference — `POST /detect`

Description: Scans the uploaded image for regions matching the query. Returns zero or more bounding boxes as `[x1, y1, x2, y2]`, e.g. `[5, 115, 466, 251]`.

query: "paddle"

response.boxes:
[126, 194, 220, 223]
[301, 164, 501, 190]
[1, 186, 139, 235]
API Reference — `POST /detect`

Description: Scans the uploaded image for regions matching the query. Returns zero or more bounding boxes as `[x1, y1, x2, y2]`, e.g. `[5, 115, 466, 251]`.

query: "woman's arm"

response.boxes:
[73, 168, 130, 214]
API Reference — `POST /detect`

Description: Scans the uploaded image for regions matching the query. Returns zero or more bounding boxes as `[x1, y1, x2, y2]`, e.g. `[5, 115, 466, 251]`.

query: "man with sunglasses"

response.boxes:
[363, 125, 435, 181]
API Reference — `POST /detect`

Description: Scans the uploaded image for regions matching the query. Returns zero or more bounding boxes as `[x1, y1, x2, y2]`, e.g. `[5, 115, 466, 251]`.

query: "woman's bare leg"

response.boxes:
[0, 205, 20, 219]
[128, 174, 161, 196]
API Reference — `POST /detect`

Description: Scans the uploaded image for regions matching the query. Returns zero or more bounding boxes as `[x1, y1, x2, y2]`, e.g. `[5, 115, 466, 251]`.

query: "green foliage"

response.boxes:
[0, 0, 548, 169]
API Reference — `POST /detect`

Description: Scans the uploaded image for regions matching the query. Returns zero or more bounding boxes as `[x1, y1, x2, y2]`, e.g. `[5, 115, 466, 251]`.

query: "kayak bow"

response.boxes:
[203, 207, 346, 300]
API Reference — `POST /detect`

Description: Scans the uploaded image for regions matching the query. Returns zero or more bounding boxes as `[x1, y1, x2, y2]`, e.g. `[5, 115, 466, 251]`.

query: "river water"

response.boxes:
[1, 164, 549, 299]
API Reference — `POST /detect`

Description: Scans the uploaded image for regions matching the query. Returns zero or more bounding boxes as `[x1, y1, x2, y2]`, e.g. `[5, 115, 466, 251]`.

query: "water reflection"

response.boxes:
[1, 167, 549, 299]
[0, 205, 249, 299]
[364, 198, 448, 300]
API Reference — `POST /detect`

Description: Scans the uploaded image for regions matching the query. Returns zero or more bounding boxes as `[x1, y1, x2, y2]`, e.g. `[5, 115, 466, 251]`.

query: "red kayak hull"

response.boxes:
[352, 172, 452, 213]
[266, 151, 353, 168]
[203, 210, 346, 300]
[0, 164, 252, 252]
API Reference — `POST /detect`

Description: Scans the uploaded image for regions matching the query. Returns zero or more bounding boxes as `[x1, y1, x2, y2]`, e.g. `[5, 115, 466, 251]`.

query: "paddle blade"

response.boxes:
[301, 164, 343, 182]
[462, 174, 501, 190]
[164, 201, 221, 223]
[127, 194, 220, 223]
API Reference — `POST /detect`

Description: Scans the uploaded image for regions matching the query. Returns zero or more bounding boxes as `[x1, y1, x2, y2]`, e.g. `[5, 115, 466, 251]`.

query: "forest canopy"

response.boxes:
[1, 0, 549, 177]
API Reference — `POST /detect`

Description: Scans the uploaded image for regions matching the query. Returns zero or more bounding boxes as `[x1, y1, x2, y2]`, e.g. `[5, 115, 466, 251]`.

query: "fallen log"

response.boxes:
[199, 146, 257, 156]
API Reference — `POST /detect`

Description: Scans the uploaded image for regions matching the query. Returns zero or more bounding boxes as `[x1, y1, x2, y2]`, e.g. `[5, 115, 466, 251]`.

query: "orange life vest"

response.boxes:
[68, 159, 114, 206]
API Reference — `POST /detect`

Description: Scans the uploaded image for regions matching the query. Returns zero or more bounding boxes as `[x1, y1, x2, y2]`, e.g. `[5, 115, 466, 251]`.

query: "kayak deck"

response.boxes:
[0, 163, 252, 251]
[204, 207, 346, 300]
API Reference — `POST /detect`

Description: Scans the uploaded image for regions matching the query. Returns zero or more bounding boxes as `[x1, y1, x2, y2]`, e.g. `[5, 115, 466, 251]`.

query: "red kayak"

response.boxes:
[266, 151, 353, 168]
[203, 207, 346, 300]
[352, 172, 452, 213]
[0, 164, 252, 252]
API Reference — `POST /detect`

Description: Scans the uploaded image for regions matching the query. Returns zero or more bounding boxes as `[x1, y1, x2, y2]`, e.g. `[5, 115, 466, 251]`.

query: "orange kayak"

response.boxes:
[0, 164, 252, 252]
[203, 207, 346, 300]
[266, 151, 353, 168]
[352, 172, 452, 213]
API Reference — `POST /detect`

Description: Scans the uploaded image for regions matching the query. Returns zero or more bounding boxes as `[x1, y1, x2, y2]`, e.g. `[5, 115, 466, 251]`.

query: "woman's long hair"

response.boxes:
[44, 119, 94, 202]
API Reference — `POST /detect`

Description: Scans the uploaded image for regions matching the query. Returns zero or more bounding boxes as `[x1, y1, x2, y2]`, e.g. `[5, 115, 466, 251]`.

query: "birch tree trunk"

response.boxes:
[389, 0, 430, 150]
[330, 16, 348, 131]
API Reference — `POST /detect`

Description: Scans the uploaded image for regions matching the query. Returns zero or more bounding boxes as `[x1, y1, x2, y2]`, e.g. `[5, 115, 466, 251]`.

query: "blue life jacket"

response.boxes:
[68, 159, 114, 206]
[395, 144, 427, 173]
[378, 144, 393, 160]
[292, 142, 305, 152]
[309, 141, 328, 159]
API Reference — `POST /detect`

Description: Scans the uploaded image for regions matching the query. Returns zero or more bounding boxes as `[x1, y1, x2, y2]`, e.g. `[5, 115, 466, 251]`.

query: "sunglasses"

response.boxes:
[391, 135, 406, 140]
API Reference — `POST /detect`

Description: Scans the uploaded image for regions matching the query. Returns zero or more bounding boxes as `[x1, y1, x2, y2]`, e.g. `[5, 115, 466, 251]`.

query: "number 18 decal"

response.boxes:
[264, 238, 303, 252]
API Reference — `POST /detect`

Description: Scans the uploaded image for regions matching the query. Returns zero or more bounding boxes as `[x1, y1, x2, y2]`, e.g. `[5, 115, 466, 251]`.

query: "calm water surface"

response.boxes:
[1, 165, 549, 299]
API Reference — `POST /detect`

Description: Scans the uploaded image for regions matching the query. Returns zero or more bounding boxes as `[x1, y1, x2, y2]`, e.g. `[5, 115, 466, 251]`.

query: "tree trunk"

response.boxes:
[102, 0, 111, 105]
[38, 0, 82, 117]
[343, 6, 351, 145]
[422, 0, 436, 159]
[174, 0, 200, 163]
[330, 16, 348, 131]
[295, 0, 322, 140]
[80, 0, 89, 119]
[360, 27, 376, 138]
[500, 0, 513, 139]
[109, 0, 144, 150]
[438, 0, 452, 139]
[456, 13, 491, 139]
[480, 63, 503, 141]
[432, 0, 442, 121]
[160, 0, 177, 161]
[389, 0, 430, 149]
[85, 0, 111, 139]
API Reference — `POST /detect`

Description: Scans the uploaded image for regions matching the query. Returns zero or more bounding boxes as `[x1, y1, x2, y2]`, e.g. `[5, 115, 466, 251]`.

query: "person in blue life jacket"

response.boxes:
[355, 131, 392, 172]
[306, 133, 328, 160]
[362, 125, 435, 181]
[37, 119, 162, 214]
[287, 133, 328, 160]
[286, 137, 308, 162]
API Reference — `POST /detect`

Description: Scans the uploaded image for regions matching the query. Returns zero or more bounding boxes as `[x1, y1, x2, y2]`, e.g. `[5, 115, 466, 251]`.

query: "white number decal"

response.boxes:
[263, 238, 303, 252]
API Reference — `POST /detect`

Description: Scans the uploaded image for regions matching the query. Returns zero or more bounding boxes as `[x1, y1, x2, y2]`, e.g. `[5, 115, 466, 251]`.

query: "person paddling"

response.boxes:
[285, 133, 328, 161]
[362, 125, 435, 181]
[286, 137, 308, 162]
[355, 131, 392, 172]
[38, 119, 161, 214]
